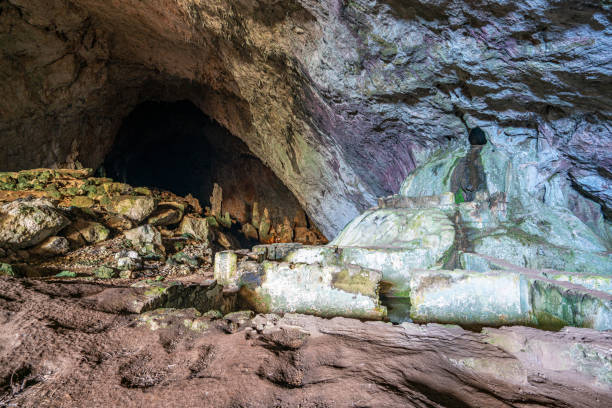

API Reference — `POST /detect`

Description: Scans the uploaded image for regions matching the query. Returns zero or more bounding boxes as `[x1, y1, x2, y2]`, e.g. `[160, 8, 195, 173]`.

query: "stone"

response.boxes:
[235, 261, 386, 320]
[241, 223, 258, 241]
[406, 269, 611, 330]
[260, 325, 310, 350]
[0, 198, 70, 249]
[95, 266, 117, 279]
[222, 310, 255, 333]
[251, 202, 260, 230]
[0, 263, 15, 277]
[101, 182, 132, 195]
[147, 203, 184, 226]
[258, 208, 271, 242]
[218, 211, 232, 229]
[106, 195, 156, 223]
[31, 236, 69, 257]
[115, 250, 142, 271]
[252, 243, 303, 261]
[330, 207, 456, 287]
[103, 214, 133, 231]
[210, 183, 222, 217]
[178, 216, 209, 244]
[133, 187, 151, 196]
[72, 220, 110, 244]
[213, 251, 238, 286]
[55, 271, 76, 278]
[124, 225, 163, 255]
[283, 246, 337, 265]
[216, 231, 234, 249]
[168, 252, 200, 268]
[70, 196, 95, 208]
[137, 308, 204, 331]
[278, 217, 293, 242]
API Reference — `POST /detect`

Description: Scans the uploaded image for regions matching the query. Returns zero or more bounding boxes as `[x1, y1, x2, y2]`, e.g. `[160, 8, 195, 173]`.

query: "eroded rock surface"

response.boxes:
[2, 0, 610, 236]
[0, 277, 610, 407]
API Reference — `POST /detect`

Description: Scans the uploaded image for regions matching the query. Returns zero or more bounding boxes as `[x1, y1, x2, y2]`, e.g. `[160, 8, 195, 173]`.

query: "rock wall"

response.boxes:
[1, 0, 610, 237]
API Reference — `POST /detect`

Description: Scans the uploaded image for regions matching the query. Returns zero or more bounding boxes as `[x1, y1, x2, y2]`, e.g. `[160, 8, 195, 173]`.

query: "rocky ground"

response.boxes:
[0, 168, 611, 407]
[0, 168, 325, 280]
[1, 277, 611, 408]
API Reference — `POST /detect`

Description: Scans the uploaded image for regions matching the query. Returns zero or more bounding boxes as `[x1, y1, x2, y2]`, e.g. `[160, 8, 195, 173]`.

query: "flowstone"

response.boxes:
[212, 143, 611, 330]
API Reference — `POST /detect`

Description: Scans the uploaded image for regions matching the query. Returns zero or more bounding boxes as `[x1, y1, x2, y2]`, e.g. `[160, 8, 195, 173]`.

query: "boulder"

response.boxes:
[70, 220, 110, 244]
[124, 225, 163, 256]
[147, 203, 184, 226]
[106, 195, 156, 223]
[0, 198, 70, 248]
[218, 257, 386, 320]
[178, 216, 209, 244]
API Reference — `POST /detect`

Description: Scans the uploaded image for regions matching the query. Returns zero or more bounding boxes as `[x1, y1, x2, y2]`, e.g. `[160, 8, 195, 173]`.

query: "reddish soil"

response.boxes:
[1, 277, 610, 408]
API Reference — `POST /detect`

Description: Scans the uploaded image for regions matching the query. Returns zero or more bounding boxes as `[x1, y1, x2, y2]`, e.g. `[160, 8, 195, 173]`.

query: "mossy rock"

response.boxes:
[0, 263, 16, 277]
[134, 187, 152, 196]
[95, 266, 117, 279]
[71, 196, 95, 208]
[44, 185, 62, 199]
[55, 270, 77, 278]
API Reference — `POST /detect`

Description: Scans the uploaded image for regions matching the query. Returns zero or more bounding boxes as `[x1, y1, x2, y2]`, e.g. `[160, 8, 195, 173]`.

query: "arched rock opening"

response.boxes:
[103, 100, 326, 246]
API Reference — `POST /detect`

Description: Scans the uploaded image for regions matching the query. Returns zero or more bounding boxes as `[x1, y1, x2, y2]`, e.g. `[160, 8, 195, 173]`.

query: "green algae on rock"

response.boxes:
[0, 198, 70, 249]
[106, 195, 156, 223]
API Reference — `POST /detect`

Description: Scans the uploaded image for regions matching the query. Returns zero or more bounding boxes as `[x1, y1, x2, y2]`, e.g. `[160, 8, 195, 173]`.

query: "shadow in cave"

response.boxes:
[104, 100, 320, 248]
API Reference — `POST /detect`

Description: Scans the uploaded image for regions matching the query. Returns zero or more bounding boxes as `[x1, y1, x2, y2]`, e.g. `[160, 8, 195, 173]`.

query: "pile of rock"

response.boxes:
[0, 168, 260, 278]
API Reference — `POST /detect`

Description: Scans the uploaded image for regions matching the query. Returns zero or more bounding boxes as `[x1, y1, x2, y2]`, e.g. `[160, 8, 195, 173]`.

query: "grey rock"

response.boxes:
[0, 198, 70, 249]
[31, 236, 69, 257]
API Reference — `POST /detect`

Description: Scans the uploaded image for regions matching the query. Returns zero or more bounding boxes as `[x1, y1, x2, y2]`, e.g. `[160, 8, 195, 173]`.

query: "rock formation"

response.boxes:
[2, 0, 610, 237]
[1, 0, 611, 406]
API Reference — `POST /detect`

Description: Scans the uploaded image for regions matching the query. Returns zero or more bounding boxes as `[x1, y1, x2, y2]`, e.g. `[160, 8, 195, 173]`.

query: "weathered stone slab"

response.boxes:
[331, 208, 455, 252]
[406, 269, 612, 330]
[409, 270, 532, 327]
[238, 261, 386, 320]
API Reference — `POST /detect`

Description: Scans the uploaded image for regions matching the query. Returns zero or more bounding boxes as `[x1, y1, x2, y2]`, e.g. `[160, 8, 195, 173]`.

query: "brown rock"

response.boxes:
[147, 206, 183, 226]
[241, 223, 259, 241]
[178, 216, 210, 243]
[210, 183, 222, 217]
[31, 236, 70, 257]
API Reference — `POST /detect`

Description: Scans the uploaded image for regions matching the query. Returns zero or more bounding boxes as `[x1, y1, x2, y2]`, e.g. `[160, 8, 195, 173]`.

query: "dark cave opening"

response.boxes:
[468, 127, 487, 146]
[103, 100, 326, 246]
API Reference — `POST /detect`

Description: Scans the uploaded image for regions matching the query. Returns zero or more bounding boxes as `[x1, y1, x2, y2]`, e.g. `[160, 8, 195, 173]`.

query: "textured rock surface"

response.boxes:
[2, 0, 610, 236]
[0, 278, 611, 407]
[0, 198, 70, 248]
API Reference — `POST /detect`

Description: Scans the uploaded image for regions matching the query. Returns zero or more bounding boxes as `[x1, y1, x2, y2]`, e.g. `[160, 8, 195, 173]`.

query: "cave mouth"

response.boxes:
[103, 100, 326, 247]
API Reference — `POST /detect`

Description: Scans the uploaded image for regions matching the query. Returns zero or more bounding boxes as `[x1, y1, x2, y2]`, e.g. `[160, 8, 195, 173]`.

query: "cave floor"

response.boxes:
[1, 276, 610, 408]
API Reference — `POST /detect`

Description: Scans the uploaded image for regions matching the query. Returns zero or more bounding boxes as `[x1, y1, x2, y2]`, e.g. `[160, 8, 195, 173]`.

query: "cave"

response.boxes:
[1, 1, 611, 406]
[103, 100, 325, 246]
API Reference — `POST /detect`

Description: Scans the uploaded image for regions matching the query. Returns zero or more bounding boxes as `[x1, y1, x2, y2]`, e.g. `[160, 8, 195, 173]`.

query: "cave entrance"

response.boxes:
[103, 100, 325, 247]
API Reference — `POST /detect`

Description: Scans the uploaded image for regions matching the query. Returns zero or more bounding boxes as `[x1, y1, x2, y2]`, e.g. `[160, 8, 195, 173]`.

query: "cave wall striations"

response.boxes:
[1, 0, 611, 237]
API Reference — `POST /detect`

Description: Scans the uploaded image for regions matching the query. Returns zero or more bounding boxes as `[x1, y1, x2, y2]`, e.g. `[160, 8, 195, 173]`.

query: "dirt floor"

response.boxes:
[1, 277, 611, 408]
